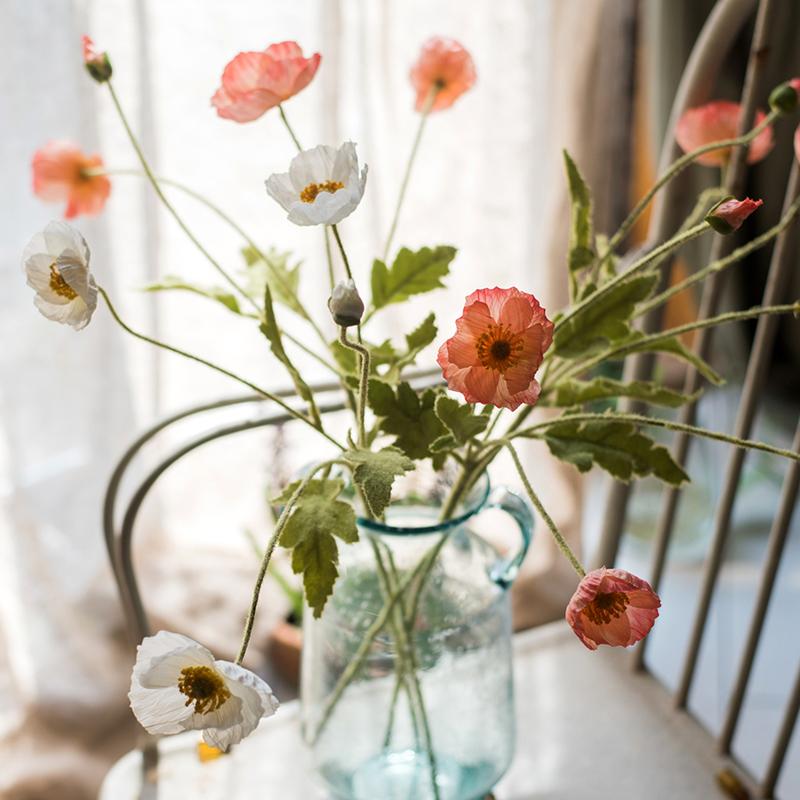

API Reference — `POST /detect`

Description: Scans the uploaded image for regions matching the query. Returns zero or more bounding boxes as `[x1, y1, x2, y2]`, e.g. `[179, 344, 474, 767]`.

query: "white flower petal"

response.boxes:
[134, 631, 216, 686]
[288, 144, 338, 191]
[43, 220, 89, 263]
[201, 660, 279, 750]
[331, 141, 358, 184]
[128, 683, 194, 735]
[265, 172, 296, 212]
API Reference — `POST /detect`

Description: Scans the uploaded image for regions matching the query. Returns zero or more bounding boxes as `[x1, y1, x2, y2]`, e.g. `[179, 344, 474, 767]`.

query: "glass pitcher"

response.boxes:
[300, 471, 534, 800]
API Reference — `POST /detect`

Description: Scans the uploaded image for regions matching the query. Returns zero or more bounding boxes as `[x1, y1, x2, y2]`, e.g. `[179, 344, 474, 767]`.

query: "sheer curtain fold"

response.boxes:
[0, 2, 628, 797]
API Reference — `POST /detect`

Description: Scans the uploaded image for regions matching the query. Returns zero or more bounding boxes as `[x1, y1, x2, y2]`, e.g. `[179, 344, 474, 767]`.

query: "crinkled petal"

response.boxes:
[265, 172, 298, 212]
[288, 145, 338, 192]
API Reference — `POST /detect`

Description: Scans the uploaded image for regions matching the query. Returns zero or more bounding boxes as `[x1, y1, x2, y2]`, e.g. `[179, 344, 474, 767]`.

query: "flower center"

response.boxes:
[177, 666, 231, 714]
[300, 180, 344, 203]
[49, 264, 77, 300]
[581, 592, 630, 626]
[475, 324, 524, 371]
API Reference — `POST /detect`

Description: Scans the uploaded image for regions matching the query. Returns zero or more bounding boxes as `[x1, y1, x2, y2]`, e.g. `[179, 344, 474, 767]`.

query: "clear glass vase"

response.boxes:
[300, 471, 534, 800]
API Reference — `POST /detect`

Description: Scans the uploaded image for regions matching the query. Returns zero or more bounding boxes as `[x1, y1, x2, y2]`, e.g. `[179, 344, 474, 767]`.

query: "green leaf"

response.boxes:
[143, 276, 243, 315]
[381, 314, 438, 382]
[553, 273, 659, 358]
[622, 334, 724, 386]
[539, 417, 689, 486]
[553, 378, 698, 409]
[563, 150, 595, 274]
[343, 446, 415, 518]
[434, 396, 490, 444]
[368, 380, 447, 463]
[275, 478, 358, 618]
[370, 246, 456, 310]
[242, 246, 303, 316]
[259, 284, 318, 415]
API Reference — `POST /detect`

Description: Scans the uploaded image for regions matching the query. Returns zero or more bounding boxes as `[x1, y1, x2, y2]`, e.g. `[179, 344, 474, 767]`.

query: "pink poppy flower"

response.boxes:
[437, 287, 553, 411]
[32, 141, 111, 219]
[211, 42, 321, 123]
[82, 35, 112, 83]
[675, 101, 774, 166]
[410, 37, 476, 113]
[705, 197, 763, 234]
[566, 567, 661, 650]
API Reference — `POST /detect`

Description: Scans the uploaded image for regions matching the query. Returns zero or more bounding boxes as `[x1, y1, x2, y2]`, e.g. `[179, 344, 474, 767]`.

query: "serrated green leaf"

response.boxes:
[343, 446, 414, 517]
[143, 276, 243, 315]
[564, 151, 594, 271]
[241, 246, 303, 316]
[370, 246, 456, 310]
[553, 378, 698, 409]
[275, 478, 358, 618]
[430, 433, 457, 452]
[259, 284, 318, 418]
[539, 417, 689, 486]
[554, 273, 659, 358]
[622, 334, 724, 386]
[434, 396, 490, 444]
[368, 380, 447, 462]
[404, 313, 437, 358]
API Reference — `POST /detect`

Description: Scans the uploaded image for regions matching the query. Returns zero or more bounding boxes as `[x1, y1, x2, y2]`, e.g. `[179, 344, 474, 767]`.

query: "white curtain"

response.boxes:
[0, 1, 621, 797]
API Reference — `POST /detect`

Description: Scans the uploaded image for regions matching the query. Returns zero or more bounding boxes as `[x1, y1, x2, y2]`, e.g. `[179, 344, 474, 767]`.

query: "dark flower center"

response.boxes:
[581, 591, 630, 626]
[177, 666, 231, 714]
[475, 323, 524, 372]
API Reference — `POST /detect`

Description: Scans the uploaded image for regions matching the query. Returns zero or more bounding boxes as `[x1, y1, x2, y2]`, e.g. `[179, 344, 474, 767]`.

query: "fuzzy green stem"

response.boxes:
[330, 224, 353, 281]
[324, 227, 336, 293]
[605, 109, 780, 253]
[99, 288, 344, 449]
[382, 88, 437, 263]
[510, 412, 800, 463]
[236, 460, 337, 663]
[278, 104, 303, 151]
[636, 192, 800, 319]
[503, 441, 585, 577]
[338, 327, 370, 447]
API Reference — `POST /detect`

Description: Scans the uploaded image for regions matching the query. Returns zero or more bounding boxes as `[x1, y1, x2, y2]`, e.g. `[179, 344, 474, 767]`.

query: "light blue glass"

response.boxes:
[301, 472, 534, 800]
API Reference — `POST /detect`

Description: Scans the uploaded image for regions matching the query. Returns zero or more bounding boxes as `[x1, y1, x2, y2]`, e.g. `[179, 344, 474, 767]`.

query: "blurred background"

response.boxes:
[1, 1, 799, 798]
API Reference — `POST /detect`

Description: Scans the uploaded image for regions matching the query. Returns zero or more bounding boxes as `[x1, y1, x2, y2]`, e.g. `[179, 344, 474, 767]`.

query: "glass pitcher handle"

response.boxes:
[484, 485, 534, 589]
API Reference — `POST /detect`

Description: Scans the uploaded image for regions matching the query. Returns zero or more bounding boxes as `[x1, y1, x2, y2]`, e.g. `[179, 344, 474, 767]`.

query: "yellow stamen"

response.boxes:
[581, 591, 630, 626]
[178, 666, 231, 715]
[475, 323, 525, 372]
[49, 264, 77, 300]
[300, 180, 344, 203]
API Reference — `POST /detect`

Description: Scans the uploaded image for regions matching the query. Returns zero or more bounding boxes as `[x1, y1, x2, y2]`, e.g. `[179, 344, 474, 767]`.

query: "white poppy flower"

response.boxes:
[22, 221, 97, 330]
[266, 141, 368, 226]
[129, 631, 279, 751]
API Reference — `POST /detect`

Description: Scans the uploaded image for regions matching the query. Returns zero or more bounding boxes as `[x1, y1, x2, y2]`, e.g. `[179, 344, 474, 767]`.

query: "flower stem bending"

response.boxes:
[503, 441, 585, 577]
[605, 109, 780, 253]
[338, 327, 370, 447]
[99, 287, 344, 450]
[236, 460, 338, 664]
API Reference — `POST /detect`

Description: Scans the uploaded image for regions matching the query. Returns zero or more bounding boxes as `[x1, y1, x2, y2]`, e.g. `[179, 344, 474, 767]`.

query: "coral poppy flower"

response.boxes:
[566, 567, 661, 650]
[705, 196, 763, 234]
[212, 41, 321, 123]
[675, 101, 774, 166]
[437, 287, 553, 411]
[129, 631, 279, 751]
[410, 36, 476, 113]
[32, 141, 111, 219]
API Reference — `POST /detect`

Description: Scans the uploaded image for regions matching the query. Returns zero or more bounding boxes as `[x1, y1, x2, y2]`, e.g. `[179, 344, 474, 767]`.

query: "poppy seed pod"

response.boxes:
[328, 279, 364, 327]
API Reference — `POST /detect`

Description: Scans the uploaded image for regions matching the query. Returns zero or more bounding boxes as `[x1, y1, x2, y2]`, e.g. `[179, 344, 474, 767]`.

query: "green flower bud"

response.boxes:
[328, 279, 364, 327]
[768, 79, 800, 114]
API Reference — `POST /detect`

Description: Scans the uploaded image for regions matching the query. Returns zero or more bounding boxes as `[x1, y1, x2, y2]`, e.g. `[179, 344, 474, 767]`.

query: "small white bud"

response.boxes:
[328, 279, 364, 327]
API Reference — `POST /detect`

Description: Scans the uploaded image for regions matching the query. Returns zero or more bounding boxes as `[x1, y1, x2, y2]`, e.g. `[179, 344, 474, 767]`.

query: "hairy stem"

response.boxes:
[338, 327, 370, 447]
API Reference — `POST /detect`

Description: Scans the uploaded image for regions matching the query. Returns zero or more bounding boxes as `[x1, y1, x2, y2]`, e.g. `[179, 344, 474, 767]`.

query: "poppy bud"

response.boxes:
[705, 196, 763, 234]
[768, 78, 800, 114]
[82, 36, 112, 83]
[328, 279, 364, 327]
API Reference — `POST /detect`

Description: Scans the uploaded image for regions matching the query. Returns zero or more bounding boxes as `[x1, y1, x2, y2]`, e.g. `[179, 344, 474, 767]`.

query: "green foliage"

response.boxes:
[368, 380, 447, 465]
[273, 478, 358, 618]
[621, 334, 724, 386]
[553, 273, 659, 358]
[434, 396, 490, 444]
[563, 151, 595, 283]
[241, 246, 303, 315]
[536, 417, 689, 486]
[259, 284, 318, 416]
[370, 246, 456, 311]
[331, 338, 397, 378]
[552, 378, 697, 409]
[143, 276, 244, 315]
[343, 446, 415, 517]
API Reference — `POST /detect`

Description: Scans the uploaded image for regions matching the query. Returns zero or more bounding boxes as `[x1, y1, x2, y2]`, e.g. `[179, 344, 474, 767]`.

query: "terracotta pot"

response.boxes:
[268, 619, 302, 688]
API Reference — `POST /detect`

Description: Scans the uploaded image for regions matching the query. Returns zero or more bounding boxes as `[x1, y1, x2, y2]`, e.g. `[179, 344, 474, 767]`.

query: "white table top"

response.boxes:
[101, 622, 729, 799]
